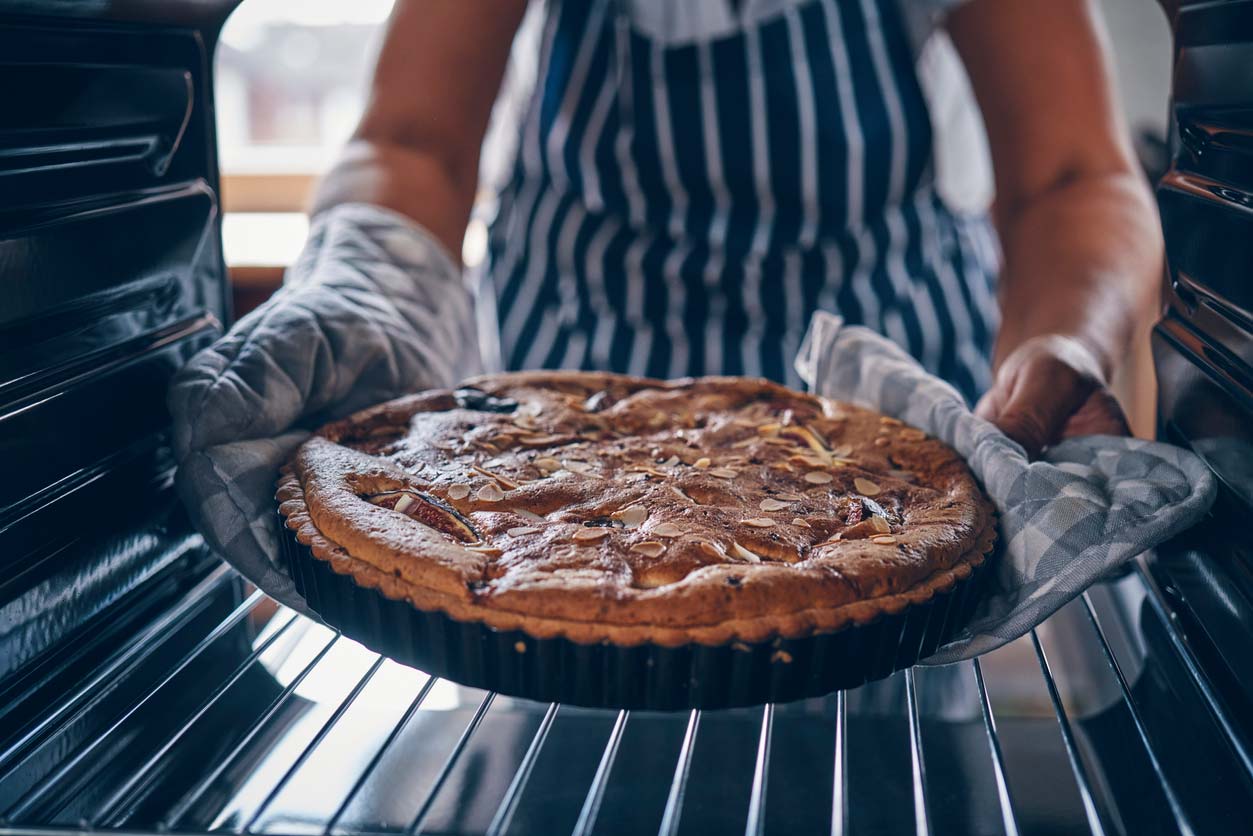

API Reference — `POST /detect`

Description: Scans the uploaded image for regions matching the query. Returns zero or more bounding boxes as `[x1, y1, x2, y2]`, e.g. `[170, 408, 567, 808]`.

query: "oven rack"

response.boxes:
[0, 547, 1250, 836]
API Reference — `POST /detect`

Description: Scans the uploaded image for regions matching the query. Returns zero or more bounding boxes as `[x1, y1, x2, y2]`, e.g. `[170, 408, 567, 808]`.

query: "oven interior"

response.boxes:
[2, 1, 1253, 834]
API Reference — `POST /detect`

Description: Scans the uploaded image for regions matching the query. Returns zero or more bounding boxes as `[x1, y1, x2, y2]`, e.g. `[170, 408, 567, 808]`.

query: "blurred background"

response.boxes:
[216, 0, 1172, 315]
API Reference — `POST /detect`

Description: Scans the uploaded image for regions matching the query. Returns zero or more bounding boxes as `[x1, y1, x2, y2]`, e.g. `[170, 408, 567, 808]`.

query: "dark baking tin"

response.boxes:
[280, 516, 991, 710]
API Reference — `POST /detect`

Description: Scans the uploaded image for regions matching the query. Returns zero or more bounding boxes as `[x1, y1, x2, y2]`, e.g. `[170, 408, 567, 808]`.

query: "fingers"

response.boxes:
[973, 385, 1006, 423]
[1062, 387, 1131, 438]
[977, 331, 1136, 457]
[981, 351, 1099, 459]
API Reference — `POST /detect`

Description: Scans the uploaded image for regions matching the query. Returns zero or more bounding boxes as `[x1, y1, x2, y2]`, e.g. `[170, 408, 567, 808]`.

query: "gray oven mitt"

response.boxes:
[168, 203, 482, 616]
[796, 312, 1217, 662]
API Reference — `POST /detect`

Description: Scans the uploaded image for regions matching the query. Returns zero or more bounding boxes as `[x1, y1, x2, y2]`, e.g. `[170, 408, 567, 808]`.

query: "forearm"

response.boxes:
[309, 138, 474, 264]
[306, 0, 526, 263]
[994, 170, 1162, 379]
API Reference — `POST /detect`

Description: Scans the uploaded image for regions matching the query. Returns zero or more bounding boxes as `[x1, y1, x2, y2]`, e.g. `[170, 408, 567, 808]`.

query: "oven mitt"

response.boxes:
[168, 203, 482, 616]
[795, 312, 1217, 663]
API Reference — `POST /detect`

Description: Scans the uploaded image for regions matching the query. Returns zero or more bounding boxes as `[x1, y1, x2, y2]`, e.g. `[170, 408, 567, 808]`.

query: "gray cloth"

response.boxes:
[168, 203, 482, 615]
[795, 312, 1217, 662]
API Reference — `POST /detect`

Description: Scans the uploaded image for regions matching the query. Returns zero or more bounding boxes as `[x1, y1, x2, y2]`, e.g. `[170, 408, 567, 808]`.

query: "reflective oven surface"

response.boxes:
[2, 537, 1250, 836]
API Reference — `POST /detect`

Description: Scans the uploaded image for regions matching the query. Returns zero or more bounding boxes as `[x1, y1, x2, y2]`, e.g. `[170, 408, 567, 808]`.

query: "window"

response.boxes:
[216, 0, 397, 273]
[216, 0, 537, 306]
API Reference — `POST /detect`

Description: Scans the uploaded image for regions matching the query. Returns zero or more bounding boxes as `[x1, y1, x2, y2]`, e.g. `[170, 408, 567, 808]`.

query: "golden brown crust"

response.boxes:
[278, 372, 996, 646]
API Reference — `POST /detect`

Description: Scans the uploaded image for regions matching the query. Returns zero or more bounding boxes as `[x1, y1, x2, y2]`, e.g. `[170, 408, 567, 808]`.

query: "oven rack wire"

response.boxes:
[0, 551, 1250, 836]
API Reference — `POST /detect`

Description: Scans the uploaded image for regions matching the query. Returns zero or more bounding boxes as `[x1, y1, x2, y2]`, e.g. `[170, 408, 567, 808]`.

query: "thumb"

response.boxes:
[989, 358, 1096, 459]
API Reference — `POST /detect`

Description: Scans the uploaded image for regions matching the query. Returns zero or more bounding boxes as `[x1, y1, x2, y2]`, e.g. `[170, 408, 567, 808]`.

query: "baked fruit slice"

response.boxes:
[277, 372, 995, 647]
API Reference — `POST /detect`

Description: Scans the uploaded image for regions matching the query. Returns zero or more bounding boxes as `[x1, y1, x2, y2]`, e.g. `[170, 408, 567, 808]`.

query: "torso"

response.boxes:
[484, 0, 999, 402]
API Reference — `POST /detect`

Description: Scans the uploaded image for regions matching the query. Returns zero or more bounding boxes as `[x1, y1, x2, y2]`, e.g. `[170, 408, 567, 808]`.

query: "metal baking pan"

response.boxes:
[280, 514, 990, 710]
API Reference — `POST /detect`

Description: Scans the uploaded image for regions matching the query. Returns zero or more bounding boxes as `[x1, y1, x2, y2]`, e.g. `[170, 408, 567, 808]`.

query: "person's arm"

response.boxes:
[946, 0, 1163, 456]
[310, 0, 529, 259]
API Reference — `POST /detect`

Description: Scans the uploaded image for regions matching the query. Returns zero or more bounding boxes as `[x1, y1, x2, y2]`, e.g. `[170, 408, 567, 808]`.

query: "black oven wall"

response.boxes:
[0, 5, 239, 683]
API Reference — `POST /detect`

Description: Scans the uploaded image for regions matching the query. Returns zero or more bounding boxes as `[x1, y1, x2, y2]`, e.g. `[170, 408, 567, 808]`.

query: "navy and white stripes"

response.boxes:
[486, 0, 998, 402]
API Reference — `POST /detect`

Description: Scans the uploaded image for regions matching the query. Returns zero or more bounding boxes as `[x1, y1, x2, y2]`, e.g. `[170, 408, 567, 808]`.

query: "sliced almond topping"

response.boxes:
[447, 484, 471, 500]
[880, 417, 903, 426]
[652, 522, 685, 538]
[698, 541, 725, 558]
[831, 444, 853, 458]
[613, 505, 648, 529]
[512, 508, 545, 522]
[803, 471, 833, 485]
[773, 462, 795, 473]
[707, 467, 738, 479]
[694, 457, 712, 469]
[476, 483, 505, 502]
[669, 485, 696, 504]
[625, 472, 649, 483]
[854, 477, 881, 496]
[791, 517, 812, 528]
[471, 464, 519, 491]
[871, 534, 898, 545]
[789, 454, 828, 469]
[630, 541, 667, 557]
[887, 469, 915, 481]
[663, 455, 681, 467]
[507, 526, 539, 537]
[783, 425, 831, 457]
[625, 465, 668, 478]
[759, 498, 790, 512]
[774, 492, 806, 502]
[741, 518, 776, 528]
[572, 527, 611, 542]
[731, 438, 757, 449]
[837, 516, 891, 540]
[517, 433, 565, 447]
[467, 545, 503, 556]
[763, 437, 794, 447]
[393, 494, 415, 514]
[900, 428, 927, 441]
[771, 649, 794, 664]
[563, 460, 595, 475]
[730, 541, 763, 563]
[874, 438, 891, 448]
[534, 457, 563, 473]
[757, 422, 782, 435]
[513, 416, 539, 431]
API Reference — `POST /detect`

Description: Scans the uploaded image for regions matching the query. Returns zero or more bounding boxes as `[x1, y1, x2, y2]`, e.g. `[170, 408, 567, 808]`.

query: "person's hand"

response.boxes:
[974, 335, 1130, 459]
[167, 203, 481, 612]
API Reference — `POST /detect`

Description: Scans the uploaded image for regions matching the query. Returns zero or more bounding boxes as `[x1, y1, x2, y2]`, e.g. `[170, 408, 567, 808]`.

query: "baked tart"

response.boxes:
[277, 371, 995, 707]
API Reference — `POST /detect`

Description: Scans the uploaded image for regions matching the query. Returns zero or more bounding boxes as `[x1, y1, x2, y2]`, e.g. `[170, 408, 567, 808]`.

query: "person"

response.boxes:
[169, 0, 1161, 604]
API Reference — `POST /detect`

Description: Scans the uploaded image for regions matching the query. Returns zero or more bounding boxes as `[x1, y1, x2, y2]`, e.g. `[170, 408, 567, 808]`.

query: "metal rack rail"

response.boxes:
[1, 555, 1250, 836]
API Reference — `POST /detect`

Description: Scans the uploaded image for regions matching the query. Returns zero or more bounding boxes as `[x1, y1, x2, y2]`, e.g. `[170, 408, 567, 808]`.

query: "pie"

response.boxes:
[277, 372, 995, 647]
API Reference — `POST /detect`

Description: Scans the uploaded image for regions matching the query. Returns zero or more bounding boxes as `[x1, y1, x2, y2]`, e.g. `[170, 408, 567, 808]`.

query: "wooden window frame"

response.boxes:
[221, 172, 316, 214]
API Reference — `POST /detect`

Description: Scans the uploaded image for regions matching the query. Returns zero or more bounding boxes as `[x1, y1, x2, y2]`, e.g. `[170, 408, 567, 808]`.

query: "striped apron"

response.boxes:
[484, 0, 1000, 402]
